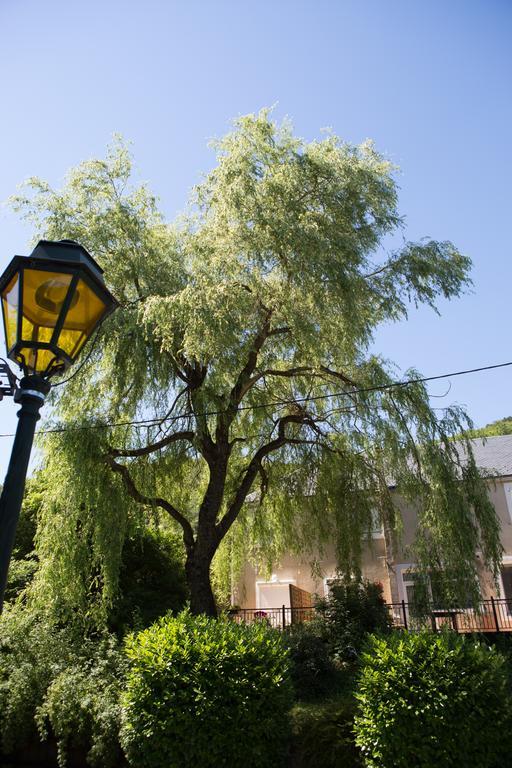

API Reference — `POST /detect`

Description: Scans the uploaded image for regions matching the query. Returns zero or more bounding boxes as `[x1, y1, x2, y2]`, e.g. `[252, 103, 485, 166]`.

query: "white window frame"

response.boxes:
[396, 563, 417, 604]
[499, 556, 512, 614]
[368, 509, 384, 539]
[503, 482, 512, 524]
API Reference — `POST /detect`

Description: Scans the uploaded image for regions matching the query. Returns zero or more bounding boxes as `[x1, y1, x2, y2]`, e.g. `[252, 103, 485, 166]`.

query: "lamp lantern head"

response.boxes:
[0, 240, 118, 378]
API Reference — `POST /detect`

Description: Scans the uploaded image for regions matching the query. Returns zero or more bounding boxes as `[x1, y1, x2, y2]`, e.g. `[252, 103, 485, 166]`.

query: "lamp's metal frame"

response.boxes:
[0, 250, 117, 379]
[0, 360, 17, 400]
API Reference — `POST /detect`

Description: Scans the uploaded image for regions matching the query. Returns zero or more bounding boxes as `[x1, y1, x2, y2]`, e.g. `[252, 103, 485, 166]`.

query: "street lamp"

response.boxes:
[0, 239, 118, 610]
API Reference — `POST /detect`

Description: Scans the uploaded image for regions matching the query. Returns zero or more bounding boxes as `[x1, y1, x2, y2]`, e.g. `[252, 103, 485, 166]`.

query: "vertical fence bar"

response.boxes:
[282, 604, 286, 630]
[491, 596, 500, 633]
[401, 600, 408, 630]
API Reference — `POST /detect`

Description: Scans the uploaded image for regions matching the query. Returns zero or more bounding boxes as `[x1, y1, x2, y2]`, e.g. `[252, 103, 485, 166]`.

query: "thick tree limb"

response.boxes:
[105, 455, 195, 549]
[108, 430, 195, 458]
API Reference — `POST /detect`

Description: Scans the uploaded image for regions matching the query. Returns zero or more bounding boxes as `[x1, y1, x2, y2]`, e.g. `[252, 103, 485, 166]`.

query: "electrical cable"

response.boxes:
[0, 359, 511, 438]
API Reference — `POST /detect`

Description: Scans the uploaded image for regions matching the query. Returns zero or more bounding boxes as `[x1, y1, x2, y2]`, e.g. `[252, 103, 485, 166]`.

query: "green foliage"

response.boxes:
[4, 557, 38, 604]
[109, 529, 188, 632]
[4, 474, 45, 604]
[0, 605, 126, 767]
[120, 610, 293, 768]
[284, 623, 339, 700]
[10, 110, 502, 617]
[12, 474, 44, 559]
[467, 416, 512, 438]
[315, 579, 391, 662]
[290, 697, 362, 768]
[28, 424, 135, 628]
[355, 632, 512, 768]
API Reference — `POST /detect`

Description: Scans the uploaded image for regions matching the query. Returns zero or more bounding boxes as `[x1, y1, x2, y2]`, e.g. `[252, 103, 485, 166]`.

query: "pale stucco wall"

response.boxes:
[234, 537, 390, 609]
[234, 476, 512, 608]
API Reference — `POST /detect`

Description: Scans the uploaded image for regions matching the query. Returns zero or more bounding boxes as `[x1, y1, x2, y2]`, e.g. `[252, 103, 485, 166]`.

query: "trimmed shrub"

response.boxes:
[290, 696, 362, 768]
[315, 579, 391, 662]
[120, 610, 293, 768]
[284, 623, 339, 700]
[355, 631, 512, 768]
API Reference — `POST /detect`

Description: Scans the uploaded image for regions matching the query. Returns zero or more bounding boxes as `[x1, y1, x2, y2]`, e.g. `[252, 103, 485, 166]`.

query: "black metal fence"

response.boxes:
[227, 606, 316, 630]
[228, 598, 512, 633]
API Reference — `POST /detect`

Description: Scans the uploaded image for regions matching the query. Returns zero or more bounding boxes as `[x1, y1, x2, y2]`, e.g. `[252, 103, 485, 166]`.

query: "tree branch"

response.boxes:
[228, 309, 273, 410]
[105, 455, 195, 550]
[216, 413, 319, 538]
[241, 364, 359, 401]
[108, 430, 195, 458]
[363, 252, 408, 280]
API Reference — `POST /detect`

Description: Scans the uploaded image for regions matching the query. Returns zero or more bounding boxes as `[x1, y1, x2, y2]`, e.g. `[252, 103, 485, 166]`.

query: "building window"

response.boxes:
[500, 566, 512, 604]
[400, 568, 474, 610]
[370, 510, 384, 539]
[504, 482, 512, 524]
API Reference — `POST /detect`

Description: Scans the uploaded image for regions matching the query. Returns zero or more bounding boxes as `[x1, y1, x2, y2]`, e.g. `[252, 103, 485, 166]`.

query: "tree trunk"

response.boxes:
[185, 548, 218, 616]
[183, 451, 228, 617]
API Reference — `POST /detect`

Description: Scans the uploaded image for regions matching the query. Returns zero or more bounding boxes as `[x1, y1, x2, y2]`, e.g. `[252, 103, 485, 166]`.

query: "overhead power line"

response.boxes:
[0, 359, 511, 439]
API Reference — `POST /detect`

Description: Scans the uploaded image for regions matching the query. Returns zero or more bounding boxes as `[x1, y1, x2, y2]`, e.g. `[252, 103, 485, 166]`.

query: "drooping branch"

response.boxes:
[363, 251, 409, 280]
[248, 364, 357, 387]
[105, 454, 195, 550]
[388, 393, 426, 484]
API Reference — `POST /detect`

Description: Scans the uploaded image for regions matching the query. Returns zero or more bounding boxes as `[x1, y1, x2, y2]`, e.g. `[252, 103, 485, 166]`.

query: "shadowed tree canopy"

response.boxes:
[11, 111, 501, 620]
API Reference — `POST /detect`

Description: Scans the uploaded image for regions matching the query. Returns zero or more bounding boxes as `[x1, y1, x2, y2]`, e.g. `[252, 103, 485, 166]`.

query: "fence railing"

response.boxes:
[227, 606, 316, 630]
[227, 597, 512, 633]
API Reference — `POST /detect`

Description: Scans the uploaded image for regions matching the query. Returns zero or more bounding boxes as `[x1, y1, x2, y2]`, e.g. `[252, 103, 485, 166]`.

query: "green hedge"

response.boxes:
[355, 631, 512, 768]
[121, 611, 293, 768]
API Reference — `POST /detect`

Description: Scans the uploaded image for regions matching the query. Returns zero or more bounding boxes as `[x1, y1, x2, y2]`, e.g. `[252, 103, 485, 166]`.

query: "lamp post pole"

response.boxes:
[0, 375, 50, 611]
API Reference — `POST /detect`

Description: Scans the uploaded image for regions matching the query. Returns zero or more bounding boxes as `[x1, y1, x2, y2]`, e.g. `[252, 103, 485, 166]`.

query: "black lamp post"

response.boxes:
[0, 240, 118, 610]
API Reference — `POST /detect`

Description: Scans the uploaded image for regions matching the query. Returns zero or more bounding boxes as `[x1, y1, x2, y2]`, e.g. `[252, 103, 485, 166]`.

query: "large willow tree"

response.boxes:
[12, 112, 501, 618]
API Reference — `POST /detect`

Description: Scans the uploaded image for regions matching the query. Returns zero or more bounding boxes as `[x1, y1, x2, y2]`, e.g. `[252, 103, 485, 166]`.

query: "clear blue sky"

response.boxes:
[0, 0, 511, 476]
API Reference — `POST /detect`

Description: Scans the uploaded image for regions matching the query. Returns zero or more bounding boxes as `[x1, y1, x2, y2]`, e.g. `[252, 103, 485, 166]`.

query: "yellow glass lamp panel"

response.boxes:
[21, 269, 74, 335]
[1, 273, 19, 351]
[17, 269, 75, 374]
[16, 347, 59, 375]
[57, 278, 107, 360]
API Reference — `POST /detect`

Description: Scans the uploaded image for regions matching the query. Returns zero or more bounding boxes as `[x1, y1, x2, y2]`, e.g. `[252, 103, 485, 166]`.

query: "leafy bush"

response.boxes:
[4, 556, 38, 603]
[290, 696, 362, 768]
[284, 623, 339, 700]
[315, 579, 391, 662]
[4, 476, 44, 603]
[355, 631, 512, 768]
[120, 610, 293, 768]
[12, 474, 44, 559]
[0, 606, 126, 767]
